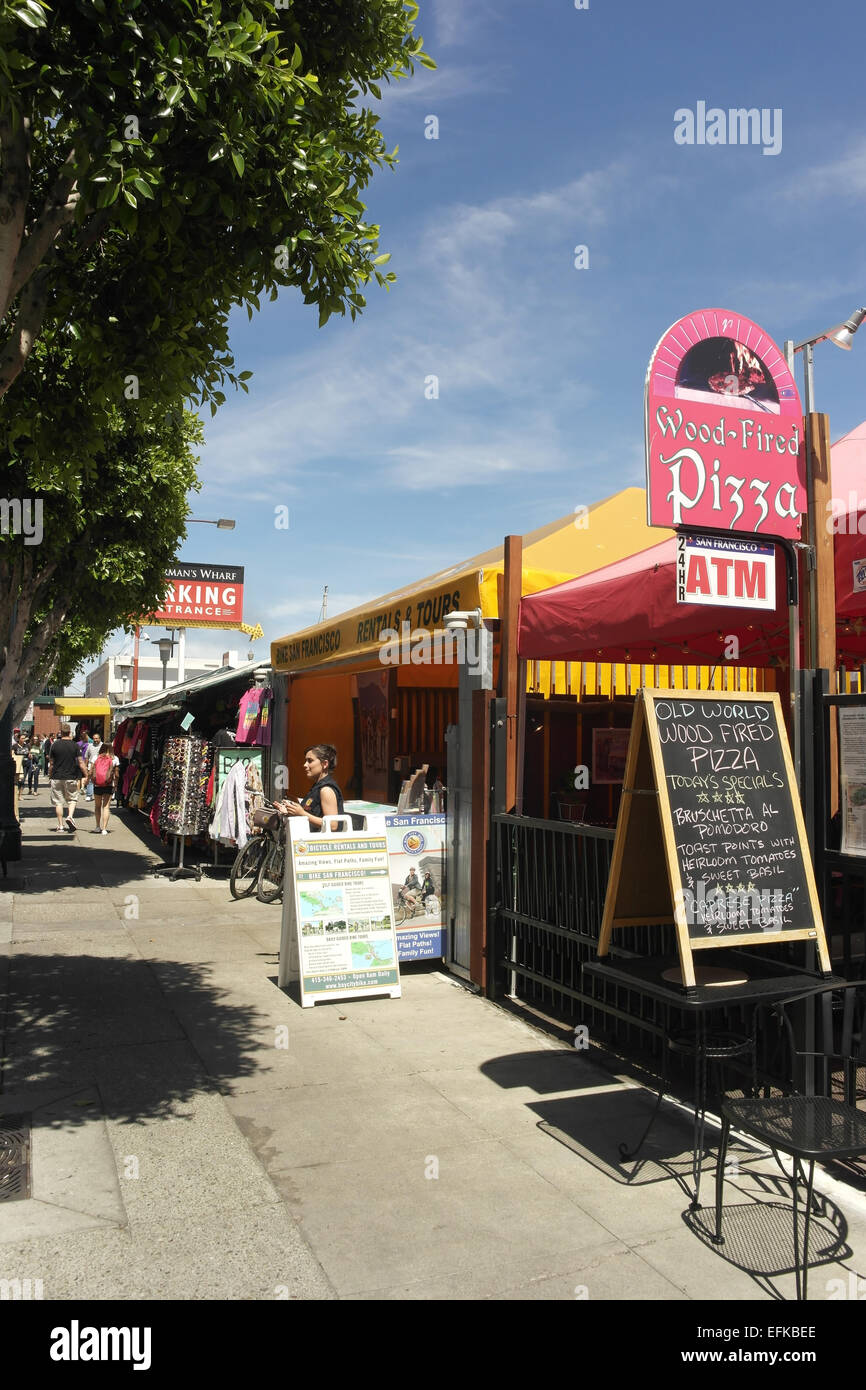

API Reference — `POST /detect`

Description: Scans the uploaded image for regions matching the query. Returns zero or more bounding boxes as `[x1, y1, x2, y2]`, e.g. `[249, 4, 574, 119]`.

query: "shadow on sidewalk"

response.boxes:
[0, 951, 267, 1121]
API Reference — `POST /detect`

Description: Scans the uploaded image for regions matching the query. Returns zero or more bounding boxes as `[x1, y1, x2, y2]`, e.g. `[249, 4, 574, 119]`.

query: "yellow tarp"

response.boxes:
[272, 488, 673, 674]
[53, 698, 111, 717]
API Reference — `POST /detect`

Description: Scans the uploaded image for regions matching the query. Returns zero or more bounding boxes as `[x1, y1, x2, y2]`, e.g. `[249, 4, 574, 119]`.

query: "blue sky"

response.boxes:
[81, 0, 866, 677]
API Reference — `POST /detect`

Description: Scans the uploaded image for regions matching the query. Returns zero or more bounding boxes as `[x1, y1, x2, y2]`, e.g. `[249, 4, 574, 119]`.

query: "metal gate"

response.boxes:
[812, 669, 866, 978]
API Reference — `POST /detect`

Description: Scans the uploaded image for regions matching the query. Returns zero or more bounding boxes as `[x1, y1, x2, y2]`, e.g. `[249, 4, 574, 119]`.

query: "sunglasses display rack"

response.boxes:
[153, 735, 214, 882]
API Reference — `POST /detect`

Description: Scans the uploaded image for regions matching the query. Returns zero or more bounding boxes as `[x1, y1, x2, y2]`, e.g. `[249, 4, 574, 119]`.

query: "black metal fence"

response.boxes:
[813, 671, 866, 979]
[490, 813, 688, 1051]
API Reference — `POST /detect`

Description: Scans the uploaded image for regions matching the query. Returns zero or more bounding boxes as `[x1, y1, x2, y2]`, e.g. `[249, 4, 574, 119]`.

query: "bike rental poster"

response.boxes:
[386, 814, 447, 961]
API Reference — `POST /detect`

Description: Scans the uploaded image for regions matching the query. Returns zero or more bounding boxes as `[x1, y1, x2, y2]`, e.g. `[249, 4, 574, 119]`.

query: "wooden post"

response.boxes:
[131, 625, 140, 700]
[803, 413, 838, 815]
[500, 535, 522, 812]
[803, 413, 836, 672]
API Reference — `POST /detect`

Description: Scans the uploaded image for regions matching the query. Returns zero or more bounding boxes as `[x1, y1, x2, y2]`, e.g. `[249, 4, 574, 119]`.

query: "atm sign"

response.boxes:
[676, 535, 776, 610]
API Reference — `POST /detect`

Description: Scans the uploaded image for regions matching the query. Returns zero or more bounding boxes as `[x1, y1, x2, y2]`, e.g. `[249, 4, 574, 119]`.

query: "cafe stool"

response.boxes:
[618, 1024, 754, 1210]
[667, 1026, 754, 1209]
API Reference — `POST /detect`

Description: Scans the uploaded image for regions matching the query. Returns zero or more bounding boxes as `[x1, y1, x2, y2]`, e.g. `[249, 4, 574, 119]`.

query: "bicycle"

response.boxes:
[394, 886, 428, 925]
[229, 801, 281, 900]
[255, 811, 287, 904]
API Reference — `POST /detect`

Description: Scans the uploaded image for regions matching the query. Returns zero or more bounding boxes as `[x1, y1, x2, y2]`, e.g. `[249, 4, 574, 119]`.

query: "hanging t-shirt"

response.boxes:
[235, 687, 273, 745]
[256, 688, 272, 747]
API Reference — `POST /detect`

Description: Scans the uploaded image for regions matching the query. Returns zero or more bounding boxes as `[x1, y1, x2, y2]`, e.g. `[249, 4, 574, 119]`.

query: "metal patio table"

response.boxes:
[582, 952, 840, 1208]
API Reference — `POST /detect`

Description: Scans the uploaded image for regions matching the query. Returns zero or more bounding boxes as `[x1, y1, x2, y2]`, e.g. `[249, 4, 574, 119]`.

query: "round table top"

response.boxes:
[661, 964, 749, 988]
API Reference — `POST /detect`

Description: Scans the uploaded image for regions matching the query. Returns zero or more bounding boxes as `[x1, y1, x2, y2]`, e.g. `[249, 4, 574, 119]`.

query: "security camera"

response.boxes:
[444, 608, 483, 630]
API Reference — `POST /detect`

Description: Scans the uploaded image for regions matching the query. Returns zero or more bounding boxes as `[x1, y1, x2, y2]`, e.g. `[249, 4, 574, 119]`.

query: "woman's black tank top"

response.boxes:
[300, 775, 344, 830]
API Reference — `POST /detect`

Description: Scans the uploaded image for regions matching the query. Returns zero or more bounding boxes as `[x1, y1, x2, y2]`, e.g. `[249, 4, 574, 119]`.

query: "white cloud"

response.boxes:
[780, 138, 866, 202]
[376, 62, 509, 106]
[266, 591, 374, 625]
[199, 158, 631, 497]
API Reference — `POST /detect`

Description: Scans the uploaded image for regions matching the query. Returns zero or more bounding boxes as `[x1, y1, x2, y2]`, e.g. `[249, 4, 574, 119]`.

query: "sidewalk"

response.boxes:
[1, 788, 866, 1300]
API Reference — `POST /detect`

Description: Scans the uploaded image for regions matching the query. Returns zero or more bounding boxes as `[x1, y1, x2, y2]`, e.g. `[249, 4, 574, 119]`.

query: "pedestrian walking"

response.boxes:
[48, 726, 88, 833]
[26, 737, 40, 794]
[88, 737, 120, 835]
[77, 729, 95, 801]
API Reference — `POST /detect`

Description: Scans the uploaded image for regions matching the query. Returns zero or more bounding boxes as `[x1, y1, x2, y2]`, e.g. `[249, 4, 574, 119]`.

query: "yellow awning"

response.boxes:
[53, 698, 111, 718]
[271, 487, 674, 674]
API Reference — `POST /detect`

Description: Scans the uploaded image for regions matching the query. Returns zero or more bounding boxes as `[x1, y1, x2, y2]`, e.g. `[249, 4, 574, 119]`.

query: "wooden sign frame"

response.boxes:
[598, 689, 830, 988]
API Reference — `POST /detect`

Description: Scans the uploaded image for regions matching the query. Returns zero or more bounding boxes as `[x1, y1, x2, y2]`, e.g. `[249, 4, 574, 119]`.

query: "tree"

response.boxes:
[0, 385, 202, 720]
[0, 0, 433, 412]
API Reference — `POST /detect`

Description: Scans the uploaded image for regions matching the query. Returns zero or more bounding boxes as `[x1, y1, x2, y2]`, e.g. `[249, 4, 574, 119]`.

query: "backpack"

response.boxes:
[93, 751, 114, 785]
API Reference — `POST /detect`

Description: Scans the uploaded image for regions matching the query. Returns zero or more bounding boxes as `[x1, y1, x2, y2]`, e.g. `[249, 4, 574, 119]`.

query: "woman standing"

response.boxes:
[26, 737, 40, 794]
[89, 738, 120, 835]
[279, 744, 344, 832]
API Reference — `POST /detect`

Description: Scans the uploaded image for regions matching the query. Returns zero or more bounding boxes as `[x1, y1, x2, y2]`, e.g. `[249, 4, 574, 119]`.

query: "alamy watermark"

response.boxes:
[0, 498, 42, 545]
[378, 621, 482, 672]
[675, 880, 790, 931]
[674, 103, 782, 157]
[827, 495, 866, 534]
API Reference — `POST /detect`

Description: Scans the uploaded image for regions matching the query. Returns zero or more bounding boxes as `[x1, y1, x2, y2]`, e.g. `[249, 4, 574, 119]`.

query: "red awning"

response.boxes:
[519, 422, 866, 667]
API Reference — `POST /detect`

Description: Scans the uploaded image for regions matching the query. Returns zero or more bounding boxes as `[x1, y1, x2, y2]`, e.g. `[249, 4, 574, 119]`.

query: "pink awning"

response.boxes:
[519, 422, 866, 667]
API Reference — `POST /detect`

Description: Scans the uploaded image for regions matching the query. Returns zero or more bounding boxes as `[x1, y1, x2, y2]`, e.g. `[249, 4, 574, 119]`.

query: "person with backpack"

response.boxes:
[48, 726, 88, 832]
[89, 738, 120, 835]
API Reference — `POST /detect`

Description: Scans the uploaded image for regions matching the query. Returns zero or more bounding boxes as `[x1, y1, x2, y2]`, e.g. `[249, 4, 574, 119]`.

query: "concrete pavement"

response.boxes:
[1, 786, 866, 1300]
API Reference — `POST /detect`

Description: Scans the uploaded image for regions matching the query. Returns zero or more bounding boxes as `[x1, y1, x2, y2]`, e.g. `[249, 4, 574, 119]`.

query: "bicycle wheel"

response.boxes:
[256, 839, 285, 903]
[230, 836, 267, 899]
[394, 899, 407, 925]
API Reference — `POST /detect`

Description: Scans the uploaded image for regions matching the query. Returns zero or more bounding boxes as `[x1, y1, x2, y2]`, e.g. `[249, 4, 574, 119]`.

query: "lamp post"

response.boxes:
[783, 306, 866, 671]
[151, 633, 176, 690]
[131, 516, 237, 695]
[176, 516, 237, 680]
[116, 661, 133, 705]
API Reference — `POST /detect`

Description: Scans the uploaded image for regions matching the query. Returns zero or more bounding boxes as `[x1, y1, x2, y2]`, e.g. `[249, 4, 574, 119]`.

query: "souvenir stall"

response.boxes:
[113, 658, 277, 873]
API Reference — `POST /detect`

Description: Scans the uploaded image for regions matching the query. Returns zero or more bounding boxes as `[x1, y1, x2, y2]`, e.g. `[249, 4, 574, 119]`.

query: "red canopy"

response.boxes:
[519, 421, 866, 667]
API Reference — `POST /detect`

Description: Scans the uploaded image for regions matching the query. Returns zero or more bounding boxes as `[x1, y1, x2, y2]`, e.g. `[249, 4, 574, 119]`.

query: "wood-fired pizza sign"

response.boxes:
[645, 309, 806, 538]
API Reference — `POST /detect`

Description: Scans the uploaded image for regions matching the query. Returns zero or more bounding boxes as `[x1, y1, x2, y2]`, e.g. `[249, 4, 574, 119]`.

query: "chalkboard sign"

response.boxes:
[598, 689, 830, 988]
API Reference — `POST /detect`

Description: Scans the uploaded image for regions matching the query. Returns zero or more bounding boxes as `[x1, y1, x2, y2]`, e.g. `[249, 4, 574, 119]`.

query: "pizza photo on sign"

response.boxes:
[675, 337, 780, 414]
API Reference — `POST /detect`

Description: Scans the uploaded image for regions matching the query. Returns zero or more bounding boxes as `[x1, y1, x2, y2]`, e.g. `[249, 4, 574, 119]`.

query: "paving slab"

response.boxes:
[270, 1140, 625, 1298]
[0, 1084, 126, 1245]
[0, 1205, 335, 1301]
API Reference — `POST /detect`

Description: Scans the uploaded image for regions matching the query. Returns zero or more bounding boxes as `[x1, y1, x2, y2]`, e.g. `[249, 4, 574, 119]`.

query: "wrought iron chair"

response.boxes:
[713, 980, 866, 1300]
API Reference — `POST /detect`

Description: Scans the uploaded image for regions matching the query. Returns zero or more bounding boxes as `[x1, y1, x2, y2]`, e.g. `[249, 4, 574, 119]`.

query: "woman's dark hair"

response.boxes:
[307, 743, 337, 773]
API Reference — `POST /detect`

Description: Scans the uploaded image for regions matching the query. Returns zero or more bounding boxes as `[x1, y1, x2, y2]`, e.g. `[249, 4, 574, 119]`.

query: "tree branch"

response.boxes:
[0, 114, 31, 321]
[0, 265, 49, 398]
[7, 147, 83, 304]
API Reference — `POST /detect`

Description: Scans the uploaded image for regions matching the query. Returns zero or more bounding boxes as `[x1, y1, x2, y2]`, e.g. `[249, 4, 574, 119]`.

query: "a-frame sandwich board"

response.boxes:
[598, 688, 830, 991]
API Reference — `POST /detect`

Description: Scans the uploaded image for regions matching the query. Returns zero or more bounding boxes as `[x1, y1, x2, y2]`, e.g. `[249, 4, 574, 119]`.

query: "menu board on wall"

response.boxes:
[599, 689, 830, 988]
[839, 706, 866, 858]
[278, 817, 402, 1007]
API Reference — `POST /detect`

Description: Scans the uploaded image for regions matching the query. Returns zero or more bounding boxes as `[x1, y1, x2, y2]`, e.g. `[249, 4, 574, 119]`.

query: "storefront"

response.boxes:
[51, 697, 113, 744]
[270, 488, 687, 806]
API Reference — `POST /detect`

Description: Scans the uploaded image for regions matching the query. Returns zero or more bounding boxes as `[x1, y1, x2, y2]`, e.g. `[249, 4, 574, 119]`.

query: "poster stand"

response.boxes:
[278, 815, 402, 1007]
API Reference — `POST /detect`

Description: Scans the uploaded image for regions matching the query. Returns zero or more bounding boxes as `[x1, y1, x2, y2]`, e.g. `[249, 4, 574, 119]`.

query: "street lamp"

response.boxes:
[785, 307, 866, 413]
[784, 306, 866, 670]
[187, 517, 236, 529]
[116, 661, 133, 704]
[151, 633, 176, 689]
